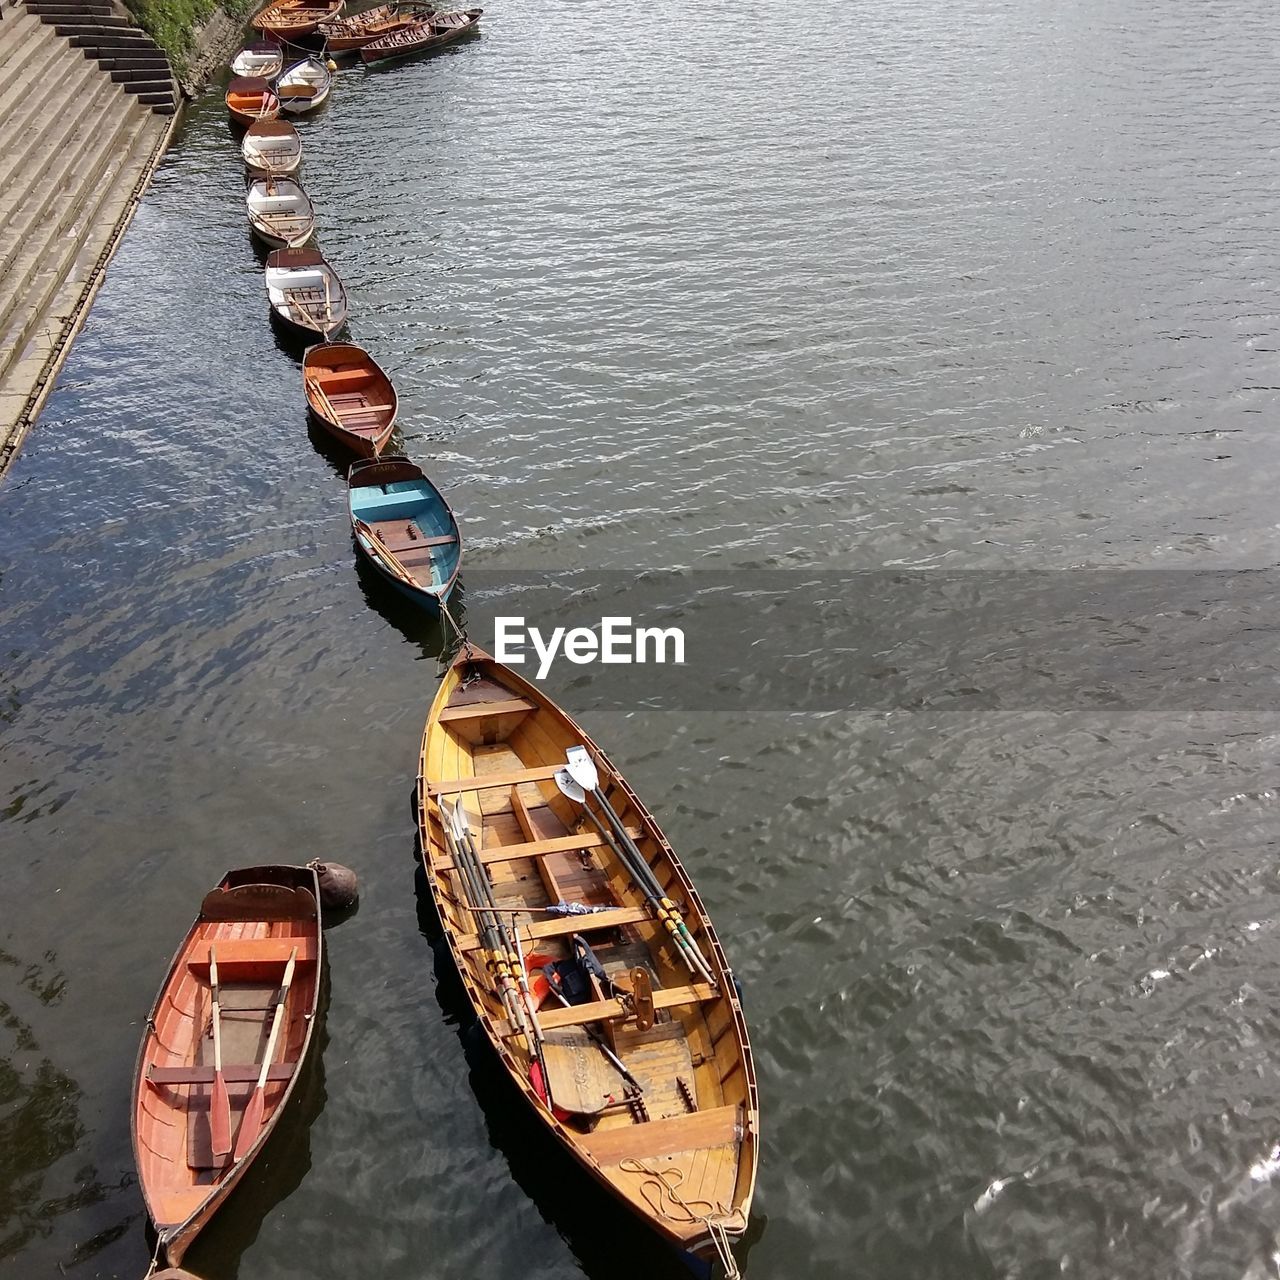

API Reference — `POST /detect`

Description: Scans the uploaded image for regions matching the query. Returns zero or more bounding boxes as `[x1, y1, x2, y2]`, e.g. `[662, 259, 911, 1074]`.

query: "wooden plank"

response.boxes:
[435, 828, 643, 871]
[425, 765, 564, 797]
[437, 697, 535, 724]
[580, 1104, 742, 1165]
[536, 984, 718, 1031]
[456, 905, 650, 953]
[187, 937, 318, 973]
[148, 1063, 294, 1086]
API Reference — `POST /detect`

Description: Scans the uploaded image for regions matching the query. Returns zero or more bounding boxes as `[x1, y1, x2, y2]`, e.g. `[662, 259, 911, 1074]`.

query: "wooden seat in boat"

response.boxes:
[580, 1104, 744, 1166]
[148, 1063, 295, 1086]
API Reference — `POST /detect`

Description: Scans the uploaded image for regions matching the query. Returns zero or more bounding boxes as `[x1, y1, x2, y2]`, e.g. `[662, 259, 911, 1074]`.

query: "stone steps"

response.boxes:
[22, 0, 178, 115]
[0, 8, 169, 463]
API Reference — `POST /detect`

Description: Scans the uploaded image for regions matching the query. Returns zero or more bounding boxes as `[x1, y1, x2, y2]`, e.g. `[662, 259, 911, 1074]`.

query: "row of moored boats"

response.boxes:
[132, 6, 758, 1278]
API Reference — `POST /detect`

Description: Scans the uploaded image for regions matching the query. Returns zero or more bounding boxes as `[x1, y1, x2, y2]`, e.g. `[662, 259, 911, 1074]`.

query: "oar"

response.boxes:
[306, 374, 344, 427]
[209, 948, 232, 1157]
[557, 750, 717, 988]
[352, 517, 419, 589]
[233, 947, 297, 1160]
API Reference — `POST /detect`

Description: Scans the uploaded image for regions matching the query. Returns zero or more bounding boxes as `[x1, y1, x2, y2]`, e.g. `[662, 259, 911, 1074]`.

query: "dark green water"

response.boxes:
[6, 0, 1280, 1276]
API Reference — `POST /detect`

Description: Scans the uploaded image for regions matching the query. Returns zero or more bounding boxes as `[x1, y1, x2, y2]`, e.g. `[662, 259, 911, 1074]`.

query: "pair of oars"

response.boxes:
[441, 797, 551, 1103]
[554, 746, 718, 989]
[208, 946, 298, 1162]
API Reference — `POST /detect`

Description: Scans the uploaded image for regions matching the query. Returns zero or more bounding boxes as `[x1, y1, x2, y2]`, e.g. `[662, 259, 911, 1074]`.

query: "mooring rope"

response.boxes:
[617, 1158, 741, 1279]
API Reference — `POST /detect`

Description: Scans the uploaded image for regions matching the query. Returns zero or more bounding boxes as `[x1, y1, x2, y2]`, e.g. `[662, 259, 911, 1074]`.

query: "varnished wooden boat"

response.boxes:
[230, 38, 284, 78]
[348, 455, 461, 604]
[265, 247, 348, 341]
[246, 176, 315, 249]
[250, 0, 343, 40]
[225, 75, 280, 125]
[321, 1, 435, 50]
[277, 57, 333, 115]
[359, 7, 481, 63]
[416, 649, 758, 1272]
[241, 118, 303, 176]
[132, 864, 323, 1268]
[304, 342, 397, 456]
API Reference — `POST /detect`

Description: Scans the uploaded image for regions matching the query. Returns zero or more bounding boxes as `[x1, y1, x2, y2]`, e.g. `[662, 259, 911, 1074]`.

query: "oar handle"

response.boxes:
[255, 948, 297, 1091]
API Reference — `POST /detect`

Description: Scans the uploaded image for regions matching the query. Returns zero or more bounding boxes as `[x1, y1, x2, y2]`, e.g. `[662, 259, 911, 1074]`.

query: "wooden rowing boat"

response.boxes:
[230, 38, 284, 78]
[265, 247, 348, 341]
[241, 119, 303, 176]
[348, 455, 461, 605]
[245, 176, 315, 249]
[359, 7, 482, 63]
[250, 0, 343, 40]
[225, 75, 279, 125]
[304, 342, 398, 456]
[277, 57, 333, 115]
[132, 864, 323, 1268]
[321, 1, 435, 50]
[416, 650, 758, 1272]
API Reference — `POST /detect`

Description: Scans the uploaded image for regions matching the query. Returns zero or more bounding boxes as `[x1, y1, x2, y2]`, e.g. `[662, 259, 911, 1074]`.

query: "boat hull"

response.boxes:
[360, 7, 481, 62]
[415, 650, 757, 1264]
[132, 865, 323, 1267]
[304, 342, 397, 458]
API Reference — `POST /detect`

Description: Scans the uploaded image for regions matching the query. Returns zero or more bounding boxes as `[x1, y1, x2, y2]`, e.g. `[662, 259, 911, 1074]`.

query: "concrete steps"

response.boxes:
[22, 0, 178, 115]
[0, 6, 169, 464]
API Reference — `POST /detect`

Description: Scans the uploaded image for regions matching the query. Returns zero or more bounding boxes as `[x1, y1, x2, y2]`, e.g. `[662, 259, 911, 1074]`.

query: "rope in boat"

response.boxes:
[617, 1158, 741, 1280]
[438, 597, 474, 662]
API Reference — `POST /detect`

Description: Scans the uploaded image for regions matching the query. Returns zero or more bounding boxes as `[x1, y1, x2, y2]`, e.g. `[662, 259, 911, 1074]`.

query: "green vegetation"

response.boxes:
[123, 0, 254, 76]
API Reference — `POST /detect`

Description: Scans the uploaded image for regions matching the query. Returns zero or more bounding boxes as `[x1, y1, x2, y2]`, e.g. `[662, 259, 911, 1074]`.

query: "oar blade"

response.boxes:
[234, 1088, 266, 1161]
[564, 746, 598, 792]
[553, 767, 585, 803]
[210, 1072, 232, 1157]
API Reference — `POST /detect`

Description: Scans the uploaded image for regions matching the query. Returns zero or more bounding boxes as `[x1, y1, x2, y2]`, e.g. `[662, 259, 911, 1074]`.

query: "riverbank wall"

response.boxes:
[0, 0, 186, 476]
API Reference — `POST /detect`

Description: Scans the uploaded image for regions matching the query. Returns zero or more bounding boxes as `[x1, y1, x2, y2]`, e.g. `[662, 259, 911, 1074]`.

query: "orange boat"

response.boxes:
[417, 649, 758, 1274]
[250, 0, 344, 40]
[304, 342, 398, 456]
[131, 865, 323, 1269]
[321, 2, 435, 50]
[225, 75, 279, 125]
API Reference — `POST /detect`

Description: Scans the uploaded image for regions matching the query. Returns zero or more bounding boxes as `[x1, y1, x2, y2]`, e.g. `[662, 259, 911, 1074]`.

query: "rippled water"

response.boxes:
[5, 0, 1280, 1276]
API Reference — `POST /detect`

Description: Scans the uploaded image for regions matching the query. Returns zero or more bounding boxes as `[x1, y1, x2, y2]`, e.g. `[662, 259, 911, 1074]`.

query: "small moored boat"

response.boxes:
[276, 57, 333, 114]
[230, 38, 284, 78]
[132, 864, 323, 1269]
[416, 649, 757, 1274]
[304, 343, 398, 456]
[241, 119, 304, 176]
[359, 7, 482, 63]
[250, 0, 343, 40]
[321, 1, 435, 50]
[348, 455, 461, 606]
[225, 75, 280, 125]
[265, 247, 349, 341]
[246, 176, 315, 249]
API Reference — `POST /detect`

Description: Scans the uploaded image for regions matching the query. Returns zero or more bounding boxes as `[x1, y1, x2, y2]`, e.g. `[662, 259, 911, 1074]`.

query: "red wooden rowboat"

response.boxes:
[250, 0, 344, 40]
[360, 7, 482, 63]
[321, 2, 435, 50]
[225, 76, 279, 125]
[131, 865, 323, 1268]
[304, 342, 398, 456]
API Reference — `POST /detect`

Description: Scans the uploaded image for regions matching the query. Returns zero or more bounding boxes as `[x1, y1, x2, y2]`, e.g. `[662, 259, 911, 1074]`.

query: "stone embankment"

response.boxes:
[0, 0, 180, 474]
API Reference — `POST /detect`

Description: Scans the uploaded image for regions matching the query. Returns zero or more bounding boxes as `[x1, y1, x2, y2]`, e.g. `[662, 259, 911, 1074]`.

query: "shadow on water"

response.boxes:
[0, 949, 133, 1268]
[411, 864, 727, 1280]
[176, 971, 332, 1280]
[354, 556, 462, 662]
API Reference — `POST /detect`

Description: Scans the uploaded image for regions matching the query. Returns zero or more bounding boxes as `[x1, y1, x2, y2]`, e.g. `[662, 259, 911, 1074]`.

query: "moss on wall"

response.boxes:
[123, 0, 254, 75]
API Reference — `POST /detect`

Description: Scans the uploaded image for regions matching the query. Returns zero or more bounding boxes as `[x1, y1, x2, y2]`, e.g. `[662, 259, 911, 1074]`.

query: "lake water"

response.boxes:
[5, 0, 1280, 1276]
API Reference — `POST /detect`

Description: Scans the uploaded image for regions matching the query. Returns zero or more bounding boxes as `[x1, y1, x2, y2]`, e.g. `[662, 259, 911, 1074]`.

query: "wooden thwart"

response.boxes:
[437, 697, 536, 724]
[581, 1104, 743, 1165]
[456, 904, 650, 953]
[425, 764, 565, 796]
[148, 1063, 294, 1086]
[434, 826, 645, 871]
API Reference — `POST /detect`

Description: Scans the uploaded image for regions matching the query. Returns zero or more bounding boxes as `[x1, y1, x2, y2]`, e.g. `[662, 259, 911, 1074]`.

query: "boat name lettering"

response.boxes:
[493, 616, 686, 680]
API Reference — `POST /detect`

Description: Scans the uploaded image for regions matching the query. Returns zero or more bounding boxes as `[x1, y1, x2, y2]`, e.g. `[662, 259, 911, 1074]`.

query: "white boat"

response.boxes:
[230, 39, 284, 78]
[245, 176, 315, 249]
[276, 58, 333, 115]
[241, 119, 303, 176]
[264, 248, 348, 341]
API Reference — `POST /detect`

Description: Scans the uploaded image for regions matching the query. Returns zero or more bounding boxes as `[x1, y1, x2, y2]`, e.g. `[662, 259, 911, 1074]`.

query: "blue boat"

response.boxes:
[347, 455, 461, 608]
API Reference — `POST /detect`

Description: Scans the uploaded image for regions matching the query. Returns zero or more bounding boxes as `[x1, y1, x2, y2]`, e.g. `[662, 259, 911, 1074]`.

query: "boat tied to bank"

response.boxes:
[304, 342, 398, 456]
[277, 57, 334, 115]
[242, 119, 304, 176]
[250, 0, 344, 40]
[132, 864, 323, 1269]
[230, 38, 284, 78]
[321, 2, 436, 50]
[246, 176, 316, 249]
[360, 7, 482, 63]
[416, 649, 758, 1275]
[225, 76, 280, 125]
